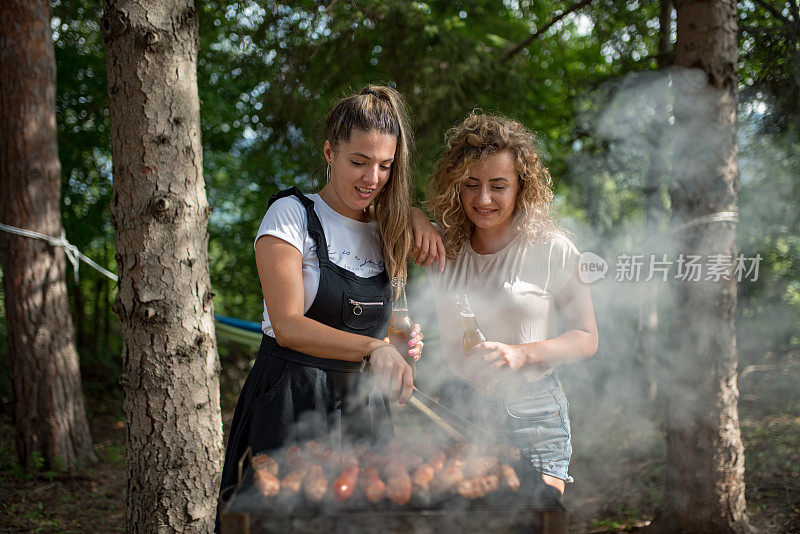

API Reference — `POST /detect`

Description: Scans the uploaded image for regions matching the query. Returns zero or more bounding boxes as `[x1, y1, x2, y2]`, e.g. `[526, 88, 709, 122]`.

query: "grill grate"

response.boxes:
[221, 449, 568, 534]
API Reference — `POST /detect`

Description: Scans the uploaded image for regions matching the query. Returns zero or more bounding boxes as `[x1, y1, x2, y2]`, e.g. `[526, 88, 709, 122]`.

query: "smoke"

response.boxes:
[542, 68, 800, 521]
[224, 69, 799, 525]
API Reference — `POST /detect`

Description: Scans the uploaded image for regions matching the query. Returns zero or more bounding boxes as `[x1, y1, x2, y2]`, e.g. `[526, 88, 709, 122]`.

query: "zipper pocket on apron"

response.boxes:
[348, 299, 384, 316]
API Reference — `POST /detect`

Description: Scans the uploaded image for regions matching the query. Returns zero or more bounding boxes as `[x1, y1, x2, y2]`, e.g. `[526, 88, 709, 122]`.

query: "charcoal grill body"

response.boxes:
[221, 459, 568, 533]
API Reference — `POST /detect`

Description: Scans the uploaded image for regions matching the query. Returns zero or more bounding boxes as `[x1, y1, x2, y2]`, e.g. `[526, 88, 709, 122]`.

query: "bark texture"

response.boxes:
[101, 1, 223, 531]
[656, 0, 750, 531]
[0, 0, 96, 469]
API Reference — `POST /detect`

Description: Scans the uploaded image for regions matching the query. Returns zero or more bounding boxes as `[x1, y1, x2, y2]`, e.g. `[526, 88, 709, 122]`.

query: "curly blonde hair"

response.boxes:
[426, 112, 561, 259]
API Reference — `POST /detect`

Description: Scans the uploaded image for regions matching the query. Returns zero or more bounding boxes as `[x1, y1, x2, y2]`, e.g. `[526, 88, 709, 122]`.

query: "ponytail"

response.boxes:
[323, 85, 413, 279]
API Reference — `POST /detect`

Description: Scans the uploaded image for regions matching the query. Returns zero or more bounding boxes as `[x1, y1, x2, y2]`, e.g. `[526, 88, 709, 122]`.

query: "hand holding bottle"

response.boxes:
[469, 341, 527, 370]
[388, 277, 423, 378]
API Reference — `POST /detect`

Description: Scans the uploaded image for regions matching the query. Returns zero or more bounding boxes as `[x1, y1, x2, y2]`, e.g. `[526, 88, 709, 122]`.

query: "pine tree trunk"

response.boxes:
[93, 275, 102, 358]
[0, 0, 97, 469]
[101, 1, 223, 531]
[655, 0, 750, 531]
[73, 276, 86, 349]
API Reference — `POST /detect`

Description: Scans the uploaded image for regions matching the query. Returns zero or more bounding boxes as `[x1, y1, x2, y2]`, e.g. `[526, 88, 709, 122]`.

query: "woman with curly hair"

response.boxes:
[419, 112, 598, 495]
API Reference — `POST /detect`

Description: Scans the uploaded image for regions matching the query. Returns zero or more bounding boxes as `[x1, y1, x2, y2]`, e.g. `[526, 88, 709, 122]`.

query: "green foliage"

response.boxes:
[0, 439, 29, 481]
[30, 451, 45, 471]
[194, 0, 621, 321]
[49, 0, 122, 396]
[738, 126, 800, 358]
[0, 502, 60, 533]
[51, 456, 68, 473]
[736, 2, 800, 358]
[101, 444, 125, 466]
[1, 3, 799, 528]
[739, 0, 800, 133]
[1, 0, 795, 401]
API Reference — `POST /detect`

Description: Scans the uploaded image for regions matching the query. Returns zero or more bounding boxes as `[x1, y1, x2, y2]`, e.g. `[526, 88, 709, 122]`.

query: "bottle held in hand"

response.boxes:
[456, 293, 487, 355]
[388, 277, 416, 379]
[456, 293, 492, 394]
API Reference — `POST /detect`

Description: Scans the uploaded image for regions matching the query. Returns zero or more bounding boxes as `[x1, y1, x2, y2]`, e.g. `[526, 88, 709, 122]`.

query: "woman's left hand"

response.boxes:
[408, 323, 423, 361]
[384, 323, 424, 362]
[468, 341, 527, 370]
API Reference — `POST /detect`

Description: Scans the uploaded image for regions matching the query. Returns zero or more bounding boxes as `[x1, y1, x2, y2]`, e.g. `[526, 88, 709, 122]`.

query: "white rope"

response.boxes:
[672, 211, 739, 233]
[0, 210, 740, 286]
[638, 211, 739, 249]
[0, 222, 118, 283]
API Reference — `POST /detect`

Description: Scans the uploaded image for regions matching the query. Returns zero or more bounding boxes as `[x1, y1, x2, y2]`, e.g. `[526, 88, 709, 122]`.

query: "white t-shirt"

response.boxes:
[254, 193, 385, 336]
[426, 232, 580, 383]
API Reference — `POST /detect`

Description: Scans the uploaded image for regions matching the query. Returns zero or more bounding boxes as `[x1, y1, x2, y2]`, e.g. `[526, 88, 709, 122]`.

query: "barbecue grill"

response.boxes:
[220, 444, 568, 532]
[220, 387, 568, 533]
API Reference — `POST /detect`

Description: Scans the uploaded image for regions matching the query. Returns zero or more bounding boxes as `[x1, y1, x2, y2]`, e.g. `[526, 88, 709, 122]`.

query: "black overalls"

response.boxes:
[217, 188, 393, 520]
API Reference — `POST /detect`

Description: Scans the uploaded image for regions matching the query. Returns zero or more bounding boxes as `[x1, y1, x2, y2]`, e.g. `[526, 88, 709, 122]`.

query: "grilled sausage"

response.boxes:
[432, 465, 464, 492]
[284, 446, 308, 471]
[360, 450, 388, 471]
[251, 453, 279, 476]
[304, 440, 326, 457]
[489, 442, 521, 463]
[304, 440, 341, 466]
[382, 459, 412, 505]
[456, 474, 500, 499]
[332, 465, 360, 502]
[450, 443, 478, 460]
[496, 464, 520, 491]
[399, 451, 424, 471]
[417, 444, 446, 472]
[302, 464, 327, 502]
[279, 467, 308, 498]
[340, 452, 359, 470]
[358, 468, 386, 503]
[383, 439, 424, 471]
[411, 463, 435, 495]
[431, 458, 465, 492]
[463, 456, 500, 478]
[253, 468, 280, 497]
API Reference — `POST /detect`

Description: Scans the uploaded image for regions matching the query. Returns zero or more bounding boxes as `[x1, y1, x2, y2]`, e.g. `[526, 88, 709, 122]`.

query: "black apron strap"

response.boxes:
[267, 187, 331, 265]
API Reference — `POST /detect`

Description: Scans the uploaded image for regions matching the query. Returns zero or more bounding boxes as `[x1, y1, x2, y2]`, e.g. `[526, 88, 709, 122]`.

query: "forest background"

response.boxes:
[1, 0, 799, 531]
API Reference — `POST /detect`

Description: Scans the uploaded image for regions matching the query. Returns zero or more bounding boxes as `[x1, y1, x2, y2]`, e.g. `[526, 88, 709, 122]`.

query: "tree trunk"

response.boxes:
[655, 0, 750, 531]
[101, 1, 223, 531]
[103, 241, 112, 357]
[0, 0, 97, 469]
[72, 275, 86, 350]
[93, 275, 102, 359]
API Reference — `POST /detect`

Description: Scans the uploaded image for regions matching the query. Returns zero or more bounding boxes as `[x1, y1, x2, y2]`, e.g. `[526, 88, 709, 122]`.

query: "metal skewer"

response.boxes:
[406, 395, 467, 442]
[408, 388, 495, 443]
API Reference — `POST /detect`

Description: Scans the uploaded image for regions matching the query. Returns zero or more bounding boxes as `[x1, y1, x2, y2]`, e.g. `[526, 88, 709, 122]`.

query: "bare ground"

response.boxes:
[1, 351, 798, 532]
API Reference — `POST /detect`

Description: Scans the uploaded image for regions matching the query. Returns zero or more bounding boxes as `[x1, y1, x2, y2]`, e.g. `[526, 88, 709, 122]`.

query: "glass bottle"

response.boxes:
[388, 277, 416, 378]
[456, 293, 487, 356]
[456, 292, 492, 394]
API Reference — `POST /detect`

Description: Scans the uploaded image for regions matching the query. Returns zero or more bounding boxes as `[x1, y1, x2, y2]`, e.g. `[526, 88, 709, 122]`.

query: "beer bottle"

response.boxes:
[456, 293, 493, 394]
[456, 293, 487, 356]
[388, 277, 416, 379]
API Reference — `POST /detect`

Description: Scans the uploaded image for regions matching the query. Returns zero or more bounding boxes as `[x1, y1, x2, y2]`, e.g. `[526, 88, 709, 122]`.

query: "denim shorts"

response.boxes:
[438, 370, 573, 483]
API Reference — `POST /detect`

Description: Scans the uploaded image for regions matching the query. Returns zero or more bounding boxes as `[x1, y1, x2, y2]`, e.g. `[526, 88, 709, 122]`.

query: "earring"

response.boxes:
[326, 164, 331, 183]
